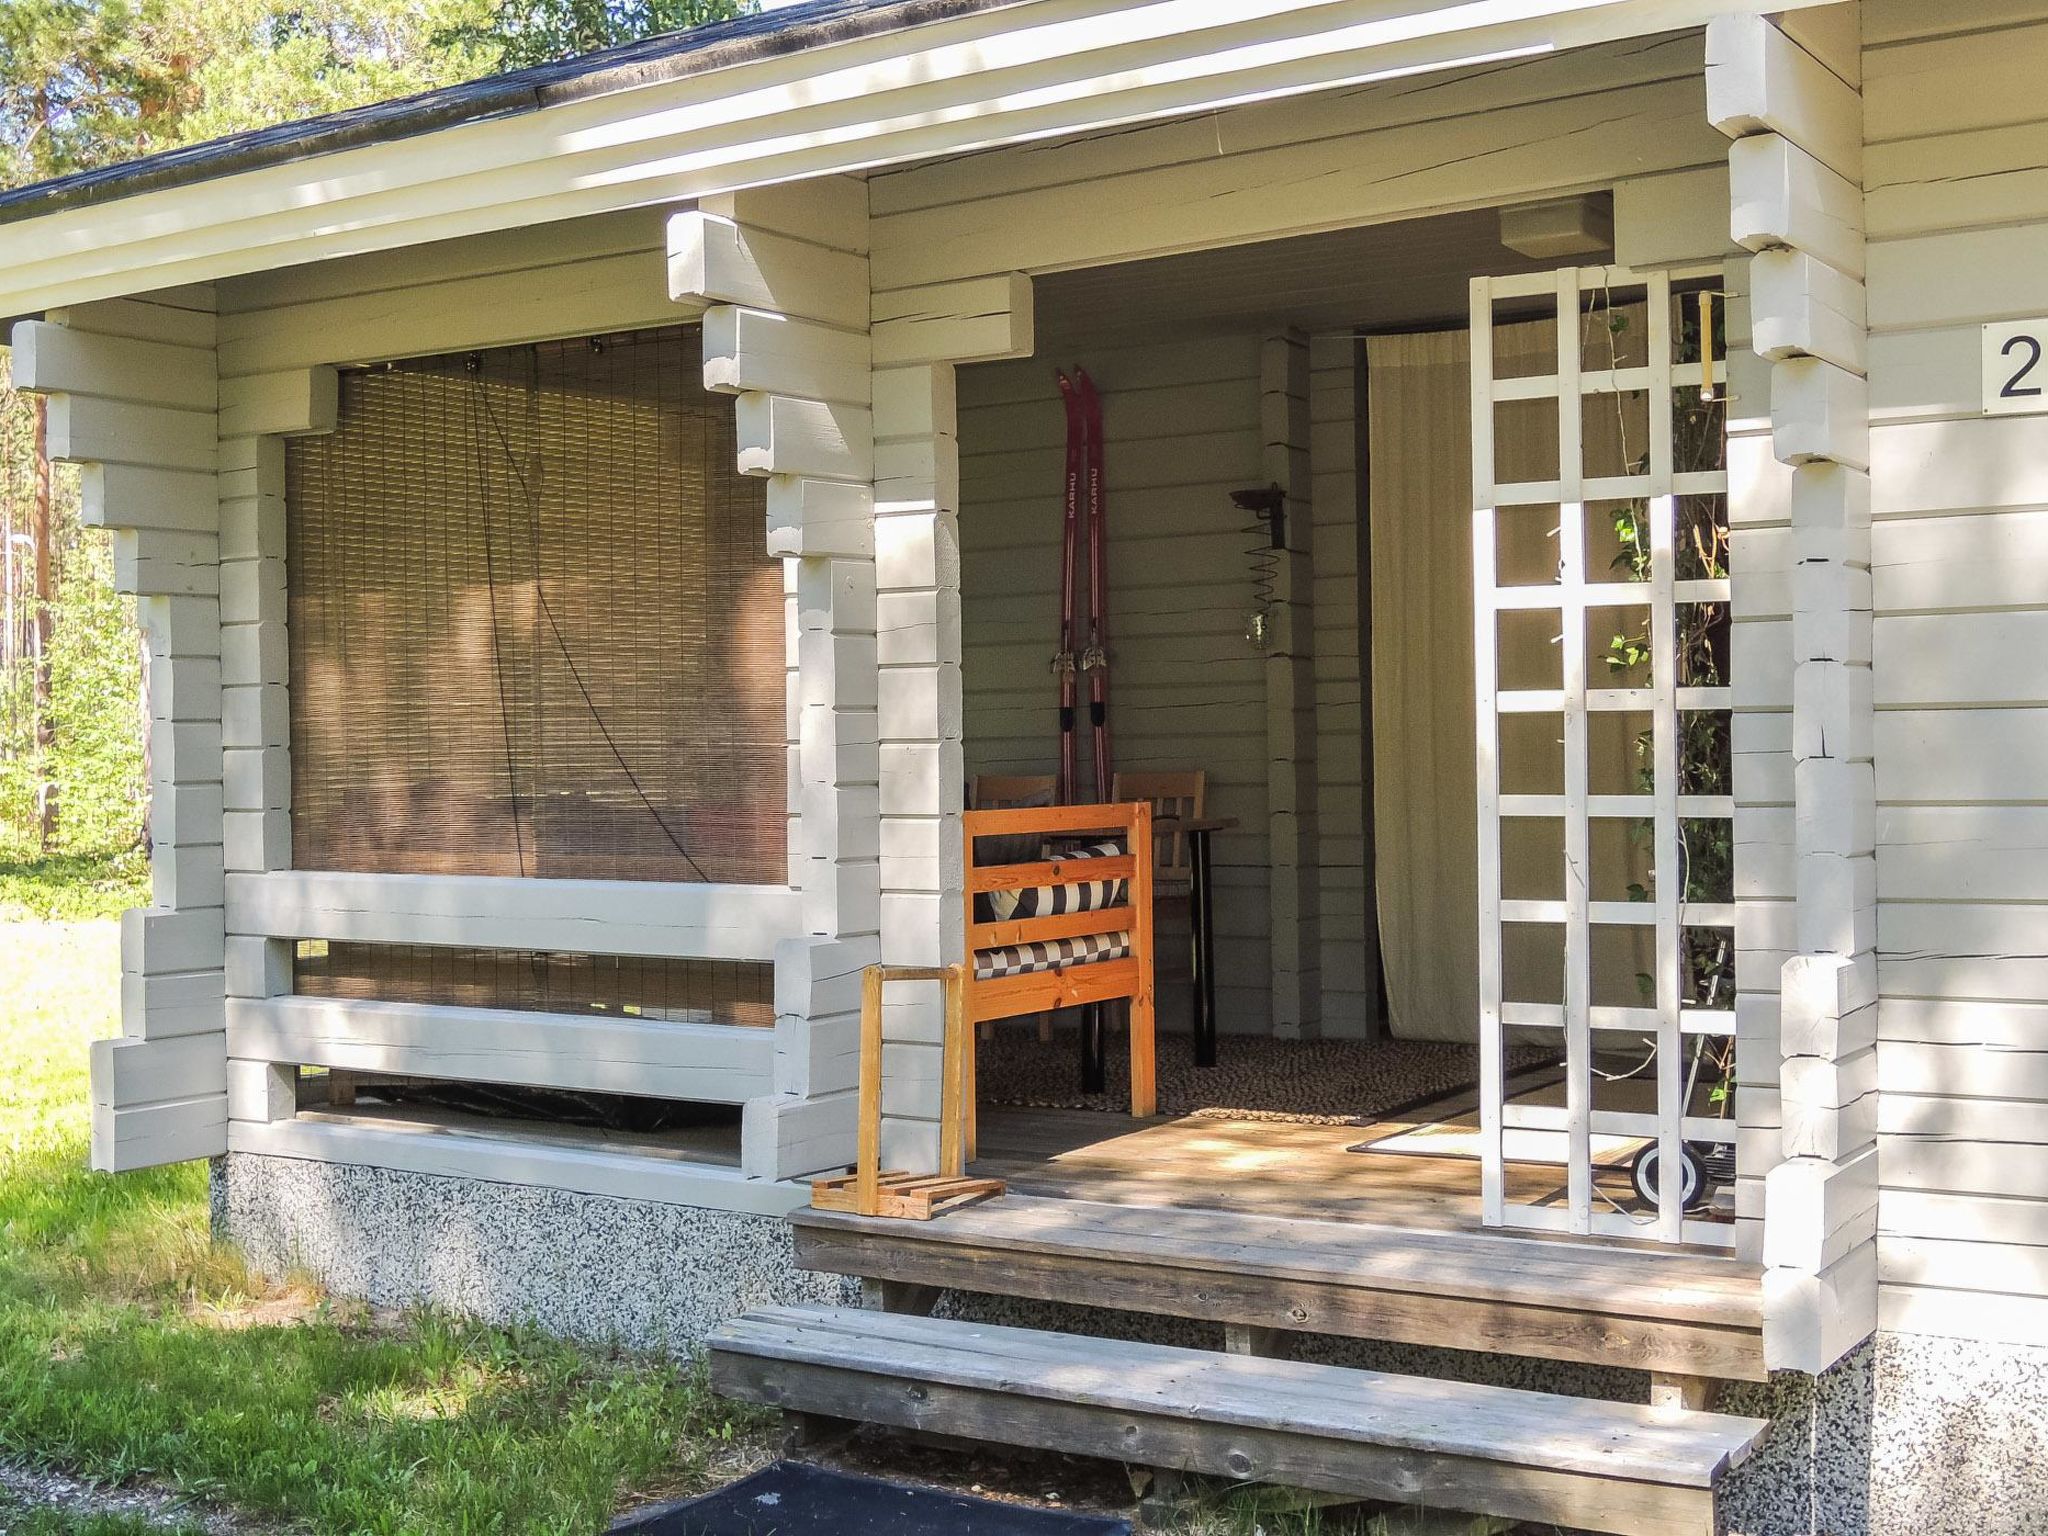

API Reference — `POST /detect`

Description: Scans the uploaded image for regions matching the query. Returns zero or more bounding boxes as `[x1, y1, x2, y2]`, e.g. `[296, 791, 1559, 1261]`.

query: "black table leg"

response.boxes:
[1191, 828, 1218, 1068]
[1080, 1003, 1107, 1094]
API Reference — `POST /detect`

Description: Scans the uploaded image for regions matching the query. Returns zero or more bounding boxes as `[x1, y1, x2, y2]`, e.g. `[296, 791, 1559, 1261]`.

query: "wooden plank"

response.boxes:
[968, 854, 1137, 893]
[219, 245, 678, 378]
[668, 212, 868, 329]
[792, 1219, 1766, 1380]
[1876, 1040, 2048, 1104]
[872, 275, 1034, 368]
[224, 870, 799, 961]
[225, 995, 774, 1103]
[1471, 277, 1505, 1228]
[1879, 1284, 2048, 1347]
[1878, 902, 2048, 1001]
[1729, 132, 1865, 279]
[972, 957, 1143, 1014]
[710, 1308, 1767, 1533]
[722, 1349, 1720, 1536]
[90, 1093, 226, 1172]
[1874, 708, 2048, 804]
[970, 907, 1128, 950]
[1558, 269, 1593, 1238]
[718, 1306, 1766, 1477]
[10, 321, 216, 409]
[869, 78, 1721, 289]
[794, 1195, 1765, 1319]
[1706, 13, 1864, 181]
[1648, 272, 1683, 1245]
[702, 305, 870, 403]
[1750, 249, 1865, 373]
[857, 967, 886, 1216]
[1861, 16, 2048, 142]
[872, 32, 1713, 219]
[1880, 1190, 2048, 1249]
[229, 1112, 808, 1217]
[89, 1032, 227, 1108]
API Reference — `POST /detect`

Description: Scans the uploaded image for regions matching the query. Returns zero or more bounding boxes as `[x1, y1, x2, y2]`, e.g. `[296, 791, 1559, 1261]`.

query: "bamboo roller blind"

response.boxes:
[295, 940, 773, 1027]
[287, 326, 786, 883]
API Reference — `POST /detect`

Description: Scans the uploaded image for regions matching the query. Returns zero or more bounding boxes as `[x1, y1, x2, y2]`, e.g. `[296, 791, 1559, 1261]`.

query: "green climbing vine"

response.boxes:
[1594, 289, 1737, 1115]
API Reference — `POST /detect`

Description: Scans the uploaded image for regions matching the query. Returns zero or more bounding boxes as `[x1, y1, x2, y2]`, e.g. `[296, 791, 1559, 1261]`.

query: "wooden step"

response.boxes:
[790, 1194, 1767, 1380]
[709, 1305, 1770, 1536]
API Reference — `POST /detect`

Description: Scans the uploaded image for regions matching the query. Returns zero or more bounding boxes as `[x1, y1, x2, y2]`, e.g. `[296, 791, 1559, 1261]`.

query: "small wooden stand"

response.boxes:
[808, 963, 1004, 1221]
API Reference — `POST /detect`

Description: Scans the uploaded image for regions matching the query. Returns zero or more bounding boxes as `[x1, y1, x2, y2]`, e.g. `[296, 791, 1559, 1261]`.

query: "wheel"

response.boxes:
[1630, 1141, 1712, 1212]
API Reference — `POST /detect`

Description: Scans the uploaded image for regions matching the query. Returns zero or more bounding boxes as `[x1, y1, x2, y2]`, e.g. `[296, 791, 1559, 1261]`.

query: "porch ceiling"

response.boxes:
[1029, 206, 1586, 355]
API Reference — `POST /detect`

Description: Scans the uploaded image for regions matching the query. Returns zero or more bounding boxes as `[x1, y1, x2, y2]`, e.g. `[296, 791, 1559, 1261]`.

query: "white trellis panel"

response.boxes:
[1471, 265, 1735, 1248]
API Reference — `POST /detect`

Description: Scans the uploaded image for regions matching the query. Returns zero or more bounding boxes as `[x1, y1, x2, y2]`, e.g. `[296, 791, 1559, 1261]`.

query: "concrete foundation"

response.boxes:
[212, 1152, 855, 1353]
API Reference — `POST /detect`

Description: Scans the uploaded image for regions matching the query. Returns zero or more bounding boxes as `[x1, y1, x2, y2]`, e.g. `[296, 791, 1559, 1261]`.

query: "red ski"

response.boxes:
[1054, 371, 1085, 805]
[1075, 368, 1112, 799]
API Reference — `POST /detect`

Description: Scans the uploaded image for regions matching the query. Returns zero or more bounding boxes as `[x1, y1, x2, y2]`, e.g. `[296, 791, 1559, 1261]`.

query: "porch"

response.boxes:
[804, 1099, 1769, 1381]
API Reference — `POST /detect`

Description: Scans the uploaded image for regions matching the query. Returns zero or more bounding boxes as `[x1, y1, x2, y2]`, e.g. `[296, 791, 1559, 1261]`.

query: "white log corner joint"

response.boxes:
[1707, 9, 1877, 1377]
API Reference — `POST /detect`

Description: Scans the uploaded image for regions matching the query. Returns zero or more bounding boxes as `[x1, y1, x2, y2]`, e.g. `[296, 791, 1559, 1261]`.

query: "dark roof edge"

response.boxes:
[0, 0, 1026, 226]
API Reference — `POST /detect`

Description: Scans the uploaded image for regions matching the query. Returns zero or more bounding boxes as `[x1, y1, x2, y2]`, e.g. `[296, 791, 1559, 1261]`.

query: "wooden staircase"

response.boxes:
[710, 1306, 1770, 1536]
[705, 1194, 1775, 1534]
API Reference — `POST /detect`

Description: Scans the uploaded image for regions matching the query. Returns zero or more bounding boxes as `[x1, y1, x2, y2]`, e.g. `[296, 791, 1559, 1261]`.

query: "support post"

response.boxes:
[1709, 8, 1877, 1375]
[1262, 331, 1320, 1040]
[869, 269, 1031, 1172]
[674, 181, 881, 1182]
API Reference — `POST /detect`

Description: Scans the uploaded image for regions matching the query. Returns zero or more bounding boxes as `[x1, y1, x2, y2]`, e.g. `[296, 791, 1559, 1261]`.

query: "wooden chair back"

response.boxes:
[961, 800, 1156, 1121]
[971, 772, 1058, 810]
[1111, 769, 1207, 886]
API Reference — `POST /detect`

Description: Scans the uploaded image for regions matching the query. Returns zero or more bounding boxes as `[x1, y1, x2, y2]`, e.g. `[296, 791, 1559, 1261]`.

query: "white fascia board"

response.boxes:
[0, 0, 1841, 316]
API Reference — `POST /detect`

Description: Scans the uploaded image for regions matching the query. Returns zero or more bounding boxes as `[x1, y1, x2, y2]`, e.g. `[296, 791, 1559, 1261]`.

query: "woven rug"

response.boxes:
[976, 1025, 1556, 1127]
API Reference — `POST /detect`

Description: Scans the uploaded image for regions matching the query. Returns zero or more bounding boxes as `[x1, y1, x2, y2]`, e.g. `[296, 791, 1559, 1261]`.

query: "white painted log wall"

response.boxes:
[1858, 0, 2048, 1349]
[959, 337, 1275, 1034]
[14, 289, 232, 1171]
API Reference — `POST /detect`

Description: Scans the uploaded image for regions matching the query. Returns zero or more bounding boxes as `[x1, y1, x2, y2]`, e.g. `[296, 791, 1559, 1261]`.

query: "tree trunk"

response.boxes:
[31, 394, 55, 851]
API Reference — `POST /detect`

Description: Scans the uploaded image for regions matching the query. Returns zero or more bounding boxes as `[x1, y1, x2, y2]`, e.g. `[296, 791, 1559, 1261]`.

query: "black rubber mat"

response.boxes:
[610, 1461, 1132, 1535]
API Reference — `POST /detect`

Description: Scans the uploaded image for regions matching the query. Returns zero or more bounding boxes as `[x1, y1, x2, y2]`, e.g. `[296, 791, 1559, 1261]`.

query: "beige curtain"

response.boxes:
[1368, 321, 1651, 1043]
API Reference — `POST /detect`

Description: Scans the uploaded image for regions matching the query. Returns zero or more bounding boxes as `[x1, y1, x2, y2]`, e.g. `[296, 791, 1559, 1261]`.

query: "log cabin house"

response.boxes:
[2, 1, 2042, 1530]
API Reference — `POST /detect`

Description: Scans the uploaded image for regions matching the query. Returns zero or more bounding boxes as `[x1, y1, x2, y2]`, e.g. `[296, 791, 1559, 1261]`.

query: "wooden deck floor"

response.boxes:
[972, 1104, 1668, 1236]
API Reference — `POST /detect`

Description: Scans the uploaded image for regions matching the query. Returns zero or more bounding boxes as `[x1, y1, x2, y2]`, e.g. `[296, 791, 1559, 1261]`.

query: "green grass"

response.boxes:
[0, 1502, 210, 1536]
[0, 851, 150, 923]
[0, 920, 772, 1535]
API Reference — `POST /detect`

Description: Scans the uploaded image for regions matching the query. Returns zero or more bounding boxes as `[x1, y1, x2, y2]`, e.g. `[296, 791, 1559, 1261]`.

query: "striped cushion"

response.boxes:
[974, 930, 1132, 981]
[986, 840, 1126, 921]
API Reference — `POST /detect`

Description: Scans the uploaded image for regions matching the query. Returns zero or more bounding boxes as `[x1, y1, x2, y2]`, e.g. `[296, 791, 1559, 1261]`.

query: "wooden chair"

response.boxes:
[1110, 770, 1206, 898]
[1111, 771, 1205, 984]
[969, 772, 1059, 1040]
[962, 800, 1157, 1139]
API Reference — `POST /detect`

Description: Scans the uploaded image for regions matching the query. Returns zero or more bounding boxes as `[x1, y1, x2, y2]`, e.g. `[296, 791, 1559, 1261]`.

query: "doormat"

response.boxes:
[609, 1462, 1133, 1536]
[976, 1029, 1556, 1126]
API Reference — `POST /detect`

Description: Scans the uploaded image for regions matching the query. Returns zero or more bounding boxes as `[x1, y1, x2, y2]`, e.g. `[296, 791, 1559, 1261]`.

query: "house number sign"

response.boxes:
[1985, 320, 2048, 416]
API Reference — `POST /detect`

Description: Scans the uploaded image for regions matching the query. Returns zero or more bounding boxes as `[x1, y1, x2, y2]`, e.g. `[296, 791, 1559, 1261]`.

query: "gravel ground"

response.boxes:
[0, 1460, 261, 1534]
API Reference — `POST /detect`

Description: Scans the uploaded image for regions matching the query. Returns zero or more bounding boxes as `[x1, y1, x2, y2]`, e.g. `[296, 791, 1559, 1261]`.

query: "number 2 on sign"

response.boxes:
[1985, 321, 2048, 416]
